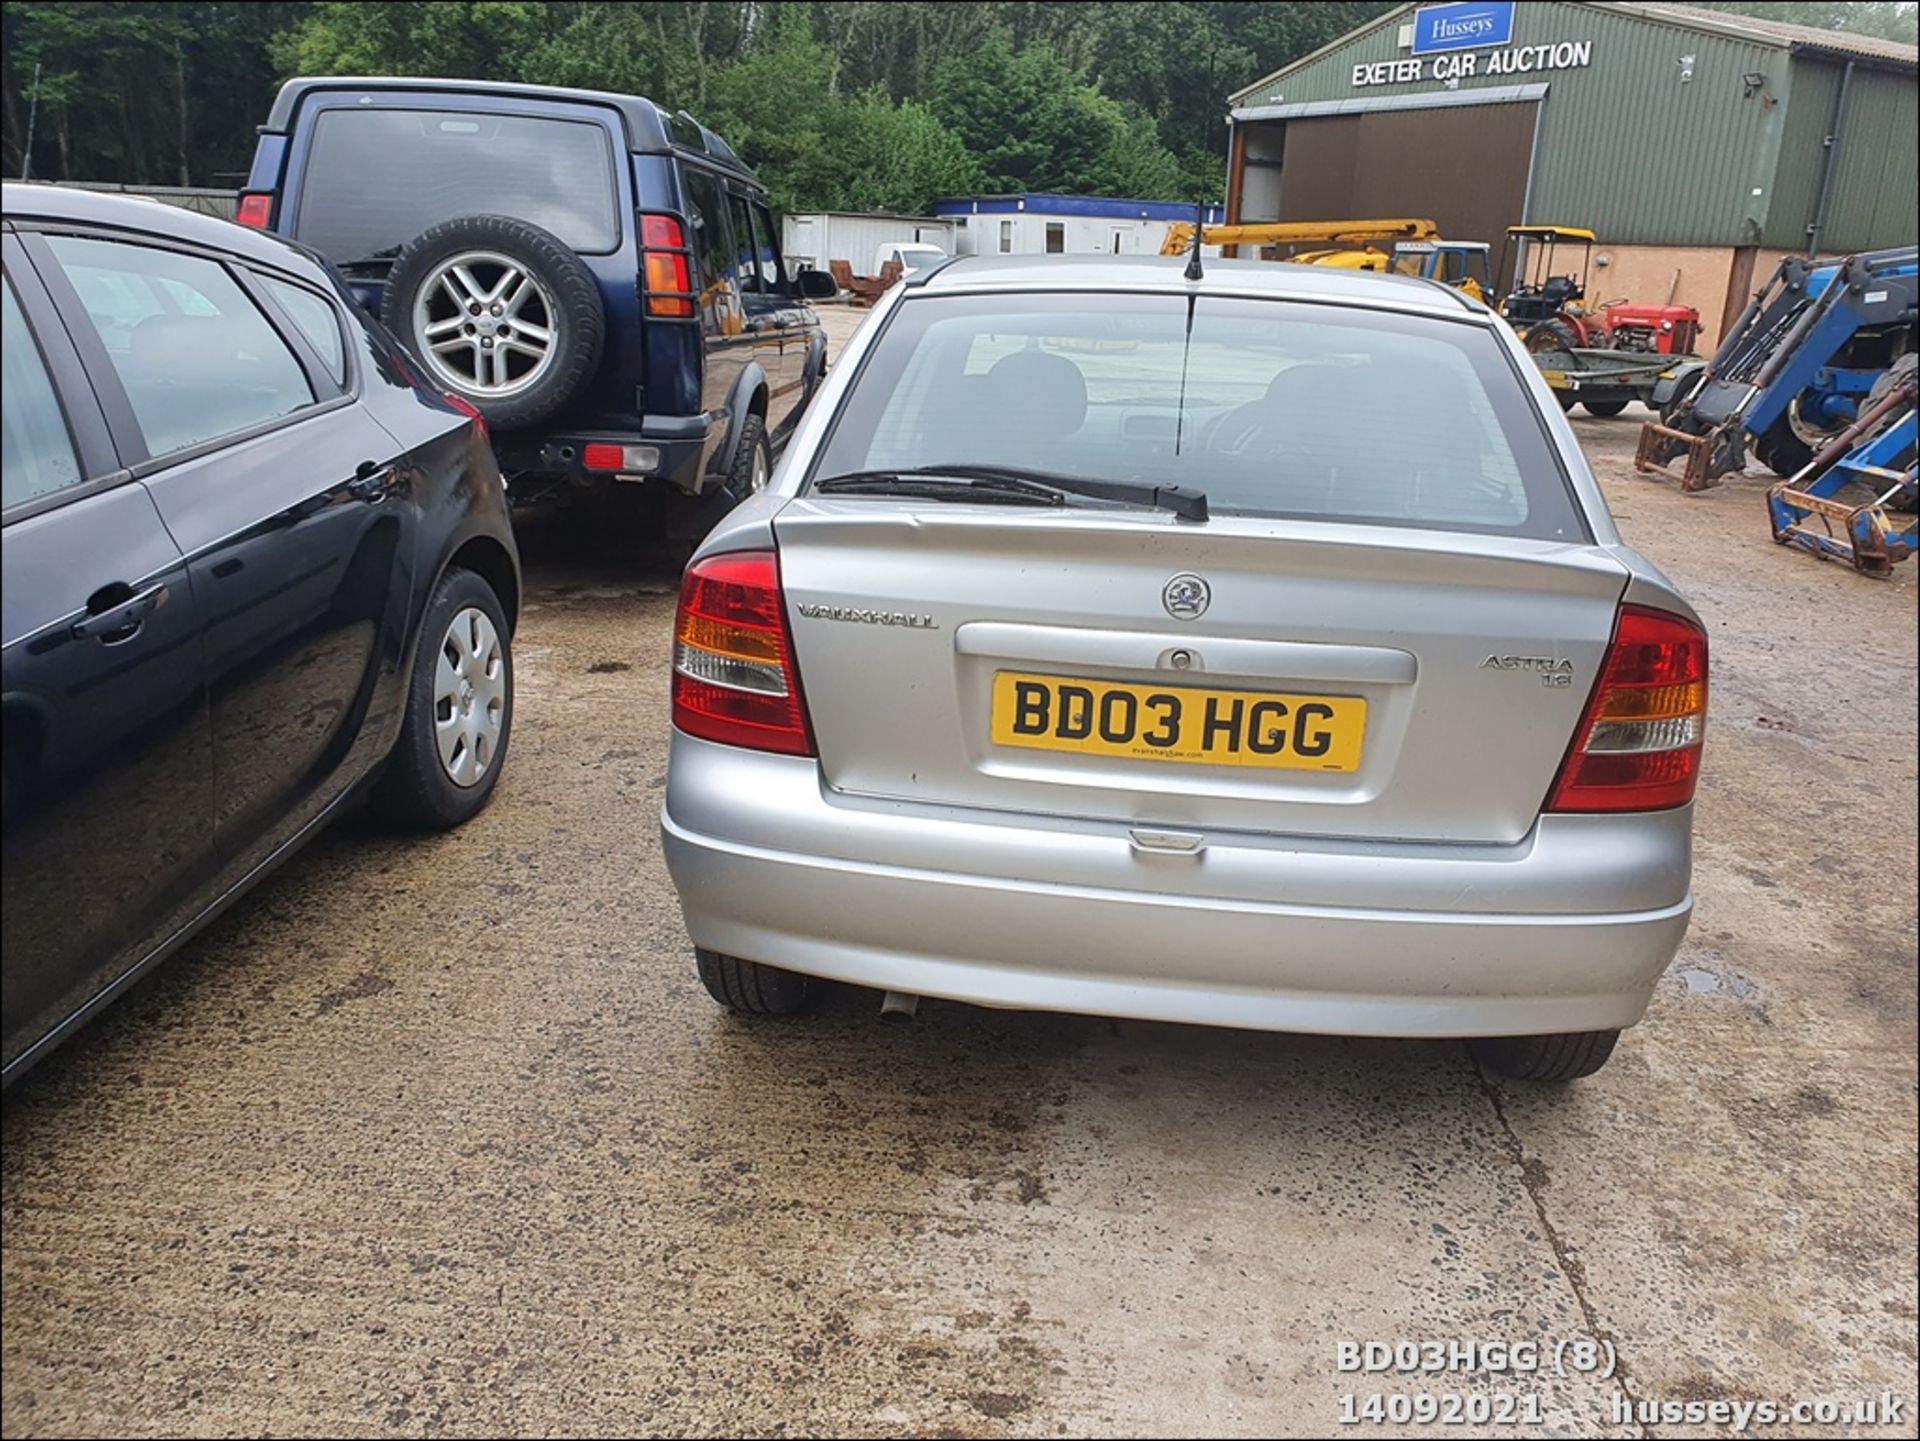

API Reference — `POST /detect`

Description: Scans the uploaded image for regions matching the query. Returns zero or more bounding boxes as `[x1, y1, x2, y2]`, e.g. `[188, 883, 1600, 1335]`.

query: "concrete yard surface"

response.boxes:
[3, 304, 1916, 1439]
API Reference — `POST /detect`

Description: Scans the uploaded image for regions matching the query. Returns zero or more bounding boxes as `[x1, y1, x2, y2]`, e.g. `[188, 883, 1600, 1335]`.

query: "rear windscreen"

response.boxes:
[812, 291, 1587, 542]
[294, 108, 619, 265]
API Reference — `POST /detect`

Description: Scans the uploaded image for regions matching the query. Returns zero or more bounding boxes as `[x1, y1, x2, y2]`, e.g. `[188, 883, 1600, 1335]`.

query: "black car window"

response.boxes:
[727, 191, 765, 297]
[262, 275, 347, 385]
[748, 200, 786, 291]
[295, 108, 619, 266]
[680, 166, 737, 336]
[1, 279, 84, 511]
[47, 235, 315, 460]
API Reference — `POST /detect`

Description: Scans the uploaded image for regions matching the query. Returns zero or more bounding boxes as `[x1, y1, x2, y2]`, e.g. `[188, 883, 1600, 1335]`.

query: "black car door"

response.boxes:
[1, 241, 217, 1078]
[727, 188, 819, 443]
[28, 229, 416, 881]
[682, 164, 751, 440]
[748, 193, 824, 437]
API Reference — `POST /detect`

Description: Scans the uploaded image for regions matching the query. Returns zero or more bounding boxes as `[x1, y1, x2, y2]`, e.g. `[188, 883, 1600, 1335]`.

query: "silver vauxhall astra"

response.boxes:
[661, 255, 1704, 1081]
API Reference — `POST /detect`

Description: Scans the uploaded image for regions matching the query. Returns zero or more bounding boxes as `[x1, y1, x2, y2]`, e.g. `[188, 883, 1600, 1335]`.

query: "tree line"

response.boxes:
[3, 1, 1913, 215]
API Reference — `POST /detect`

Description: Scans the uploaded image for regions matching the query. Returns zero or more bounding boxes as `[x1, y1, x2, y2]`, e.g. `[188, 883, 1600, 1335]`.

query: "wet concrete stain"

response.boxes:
[312, 969, 396, 1016]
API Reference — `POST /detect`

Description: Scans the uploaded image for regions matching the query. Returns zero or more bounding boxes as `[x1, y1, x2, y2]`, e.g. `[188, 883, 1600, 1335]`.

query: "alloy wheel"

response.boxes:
[413, 250, 559, 397]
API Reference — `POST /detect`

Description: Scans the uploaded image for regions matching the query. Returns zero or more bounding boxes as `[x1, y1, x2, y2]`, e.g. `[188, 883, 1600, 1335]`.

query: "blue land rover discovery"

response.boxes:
[240, 77, 835, 535]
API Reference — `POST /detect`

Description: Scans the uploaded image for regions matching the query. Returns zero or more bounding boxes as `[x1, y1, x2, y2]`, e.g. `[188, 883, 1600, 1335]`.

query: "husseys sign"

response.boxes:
[1352, 3, 1594, 88]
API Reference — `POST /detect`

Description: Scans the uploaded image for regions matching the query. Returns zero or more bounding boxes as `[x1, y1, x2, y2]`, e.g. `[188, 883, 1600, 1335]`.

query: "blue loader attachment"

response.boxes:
[1636, 248, 1918, 491]
[1766, 353, 1917, 577]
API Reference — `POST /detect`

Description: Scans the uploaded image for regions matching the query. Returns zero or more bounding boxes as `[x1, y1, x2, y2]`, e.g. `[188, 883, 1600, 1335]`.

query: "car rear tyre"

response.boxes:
[1582, 399, 1630, 418]
[382, 214, 605, 432]
[665, 413, 773, 543]
[1471, 1029, 1620, 1082]
[373, 566, 513, 830]
[696, 949, 819, 1015]
[720, 414, 772, 506]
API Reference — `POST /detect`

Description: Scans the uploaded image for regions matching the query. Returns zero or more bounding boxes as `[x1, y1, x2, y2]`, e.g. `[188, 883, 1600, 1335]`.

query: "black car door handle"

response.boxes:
[347, 464, 394, 503]
[71, 582, 168, 641]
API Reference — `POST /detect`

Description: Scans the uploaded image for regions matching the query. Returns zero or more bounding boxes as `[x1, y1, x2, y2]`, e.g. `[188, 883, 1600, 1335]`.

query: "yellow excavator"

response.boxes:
[1159, 217, 1438, 255]
[1159, 218, 1492, 303]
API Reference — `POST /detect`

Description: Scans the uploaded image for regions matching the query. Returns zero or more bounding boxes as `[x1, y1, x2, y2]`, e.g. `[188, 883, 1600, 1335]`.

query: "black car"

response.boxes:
[1, 183, 520, 1083]
[239, 77, 838, 536]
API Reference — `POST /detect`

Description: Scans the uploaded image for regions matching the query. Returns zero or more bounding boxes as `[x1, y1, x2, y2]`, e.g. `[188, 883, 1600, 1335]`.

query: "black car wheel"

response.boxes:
[696, 949, 820, 1015]
[373, 566, 513, 830]
[720, 414, 773, 506]
[382, 215, 605, 432]
[1471, 1030, 1620, 1082]
[1582, 399, 1631, 418]
[665, 414, 773, 544]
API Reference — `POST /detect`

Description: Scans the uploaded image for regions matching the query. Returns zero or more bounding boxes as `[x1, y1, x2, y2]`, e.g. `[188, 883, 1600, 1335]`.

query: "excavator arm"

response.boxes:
[1159, 218, 1441, 257]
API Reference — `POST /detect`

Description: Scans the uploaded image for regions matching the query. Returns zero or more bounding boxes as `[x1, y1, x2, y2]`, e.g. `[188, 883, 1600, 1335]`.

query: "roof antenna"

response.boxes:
[1184, 201, 1206, 282]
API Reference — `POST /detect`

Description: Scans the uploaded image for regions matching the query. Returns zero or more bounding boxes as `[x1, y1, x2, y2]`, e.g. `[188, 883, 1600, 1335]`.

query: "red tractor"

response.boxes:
[1500, 225, 1700, 356]
[1596, 302, 1701, 355]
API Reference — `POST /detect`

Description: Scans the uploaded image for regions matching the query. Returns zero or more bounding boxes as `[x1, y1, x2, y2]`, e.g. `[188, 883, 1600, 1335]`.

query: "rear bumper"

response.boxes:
[494, 416, 711, 492]
[661, 734, 1693, 1039]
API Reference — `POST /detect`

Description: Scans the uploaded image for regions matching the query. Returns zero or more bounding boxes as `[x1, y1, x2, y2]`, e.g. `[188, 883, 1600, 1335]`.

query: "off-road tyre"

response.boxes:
[382, 214, 604, 432]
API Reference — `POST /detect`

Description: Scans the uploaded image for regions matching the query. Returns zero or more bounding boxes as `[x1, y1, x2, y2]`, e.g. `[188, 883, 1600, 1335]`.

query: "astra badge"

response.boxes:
[1482, 654, 1576, 688]
[1163, 573, 1210, 621]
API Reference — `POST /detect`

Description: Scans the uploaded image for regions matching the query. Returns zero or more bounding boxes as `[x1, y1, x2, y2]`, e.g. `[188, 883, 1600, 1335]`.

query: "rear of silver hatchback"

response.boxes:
[661, 259, 1703, 1081]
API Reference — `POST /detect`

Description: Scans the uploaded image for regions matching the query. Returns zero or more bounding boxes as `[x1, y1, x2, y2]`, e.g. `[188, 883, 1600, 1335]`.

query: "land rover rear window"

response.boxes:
[295, 108, 619, 265]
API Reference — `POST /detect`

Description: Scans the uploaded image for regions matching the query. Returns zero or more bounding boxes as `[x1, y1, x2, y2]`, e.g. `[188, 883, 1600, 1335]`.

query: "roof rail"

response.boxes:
[1403, 272, 1482, 313]
[902, 255, 965, 288]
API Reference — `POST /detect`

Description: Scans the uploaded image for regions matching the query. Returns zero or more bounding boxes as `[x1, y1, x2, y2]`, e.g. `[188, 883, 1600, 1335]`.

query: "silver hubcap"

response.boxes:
[434, 607, 506, 788]
[413, 250, 558, 397]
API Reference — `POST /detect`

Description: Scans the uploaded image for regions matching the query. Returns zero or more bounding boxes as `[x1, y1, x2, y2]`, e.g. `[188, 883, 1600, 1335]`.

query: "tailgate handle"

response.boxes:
[1129, 828, 1205, 857]
[955, 623, 1416, 685]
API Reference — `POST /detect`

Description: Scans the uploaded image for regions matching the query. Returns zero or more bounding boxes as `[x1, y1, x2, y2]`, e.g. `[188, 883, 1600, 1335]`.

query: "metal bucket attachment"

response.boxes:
[1634, 419, 1734, 491]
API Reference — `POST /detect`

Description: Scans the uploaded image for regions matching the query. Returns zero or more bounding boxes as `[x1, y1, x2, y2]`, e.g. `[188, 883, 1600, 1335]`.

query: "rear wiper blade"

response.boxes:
[812, 471, 1067, 507]
[816, 465, 1208, 522]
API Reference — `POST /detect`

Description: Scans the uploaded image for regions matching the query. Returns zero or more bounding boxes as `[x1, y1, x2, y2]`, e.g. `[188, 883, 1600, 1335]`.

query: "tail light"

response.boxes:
[582, 442, 660, 474]
[236, 192, 273, 229]
[1548, 605, 1707, 812]
[442, 390, 488, 442]
[641, 213, 695, 319]
[672, 550, 814, 755]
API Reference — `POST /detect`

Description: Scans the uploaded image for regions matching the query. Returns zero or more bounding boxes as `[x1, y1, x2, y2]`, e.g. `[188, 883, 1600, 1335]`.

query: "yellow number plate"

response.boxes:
[989, 671, 1366, 772]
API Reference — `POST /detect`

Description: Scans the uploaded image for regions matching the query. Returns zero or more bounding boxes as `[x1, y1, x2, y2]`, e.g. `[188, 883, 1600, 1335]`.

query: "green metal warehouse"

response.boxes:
[1225, 1, 1917, 343]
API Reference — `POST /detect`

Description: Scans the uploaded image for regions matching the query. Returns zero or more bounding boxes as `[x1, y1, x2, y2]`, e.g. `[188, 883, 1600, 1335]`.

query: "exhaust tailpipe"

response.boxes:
[879, 991, 920, 1023]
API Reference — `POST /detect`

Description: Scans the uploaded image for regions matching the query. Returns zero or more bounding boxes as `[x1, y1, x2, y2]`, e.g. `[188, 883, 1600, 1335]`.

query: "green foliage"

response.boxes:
[1681, 1, 1917, 44]
[4, 1, 304, 184]
[824, 93, 986, 214]
[6, 0, 1912, 211]
[269, 2, 658, 92]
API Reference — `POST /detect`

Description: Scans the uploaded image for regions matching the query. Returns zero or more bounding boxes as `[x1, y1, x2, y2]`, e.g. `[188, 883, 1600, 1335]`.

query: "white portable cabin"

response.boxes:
[934, 194, 1226, 258]
[782, 212, 956, 279]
